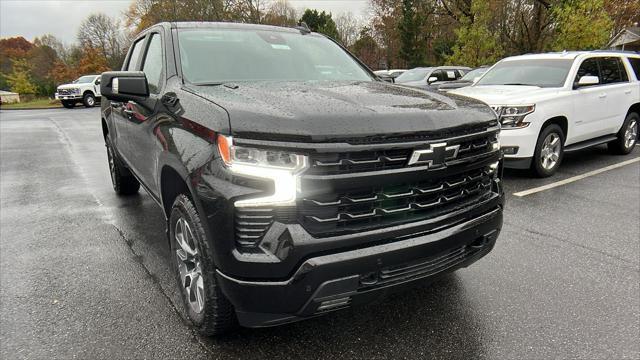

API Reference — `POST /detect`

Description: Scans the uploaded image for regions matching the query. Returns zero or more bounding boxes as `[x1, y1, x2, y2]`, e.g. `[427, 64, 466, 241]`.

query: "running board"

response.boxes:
[564, 135, 617, 153]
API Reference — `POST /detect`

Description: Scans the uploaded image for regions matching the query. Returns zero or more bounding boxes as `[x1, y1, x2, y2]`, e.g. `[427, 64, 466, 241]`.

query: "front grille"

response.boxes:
[57, 89, 76, 95]
[359, 245, 482, 290]
[235, 208, 273, 248]
[308, 130, 498, 175]
[299, 167, 494, 236]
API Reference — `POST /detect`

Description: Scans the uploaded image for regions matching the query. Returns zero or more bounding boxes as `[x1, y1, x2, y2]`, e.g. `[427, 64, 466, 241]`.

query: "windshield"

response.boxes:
[177, 28, 372, 83]
[74, 76, 96, 84]
[476, 59, 573, 88]
[395, 68, 431, 83]
[461, 68, 487, 81]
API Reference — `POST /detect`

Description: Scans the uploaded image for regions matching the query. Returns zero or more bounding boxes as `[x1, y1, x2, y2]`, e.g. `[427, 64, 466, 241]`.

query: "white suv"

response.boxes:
[450, 51, 640, 177]
[55, 75, 101, 109]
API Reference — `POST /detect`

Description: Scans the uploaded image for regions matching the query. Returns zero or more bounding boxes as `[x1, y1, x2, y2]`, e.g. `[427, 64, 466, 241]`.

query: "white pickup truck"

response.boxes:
[451, 51, 640, 177]
[55, 75, 101, 108]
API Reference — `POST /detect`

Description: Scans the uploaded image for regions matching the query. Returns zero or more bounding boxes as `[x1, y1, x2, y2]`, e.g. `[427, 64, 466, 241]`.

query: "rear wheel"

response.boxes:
[61, 101, 75, 109]
[105, 137, 139, 195]
[608, 112, 638, 155]
[83, 93, 96, 107]
[169, 194, 237, 335]
[531, 124, 564, 178]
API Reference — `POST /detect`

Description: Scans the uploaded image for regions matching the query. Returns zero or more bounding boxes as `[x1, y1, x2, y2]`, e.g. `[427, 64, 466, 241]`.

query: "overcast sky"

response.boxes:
[0, 0, 370, 44]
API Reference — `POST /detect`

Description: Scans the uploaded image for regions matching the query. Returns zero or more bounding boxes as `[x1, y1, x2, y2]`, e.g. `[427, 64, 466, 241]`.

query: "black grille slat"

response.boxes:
[359, 245, 481, 289]
[308, 130, 498, 176]
[300, 167, 494, 236]
[235, 208, 274, 248]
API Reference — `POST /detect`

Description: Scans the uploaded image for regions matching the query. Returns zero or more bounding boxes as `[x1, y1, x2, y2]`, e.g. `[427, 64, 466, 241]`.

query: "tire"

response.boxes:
[531, 124, 564, 178]
[608, 112, 638, 155]
[105, 137, 140, 195]
[169, 194, 237, 335]
[61, 101, 75, 109]
[83, 92, 96, 107]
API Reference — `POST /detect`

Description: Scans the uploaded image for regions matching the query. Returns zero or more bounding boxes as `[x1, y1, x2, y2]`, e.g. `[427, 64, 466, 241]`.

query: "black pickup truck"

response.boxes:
[100, 22, 504, 335]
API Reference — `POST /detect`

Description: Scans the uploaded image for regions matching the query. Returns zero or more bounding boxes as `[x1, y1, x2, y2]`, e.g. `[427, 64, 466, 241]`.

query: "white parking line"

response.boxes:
[513, 157, 640, 197]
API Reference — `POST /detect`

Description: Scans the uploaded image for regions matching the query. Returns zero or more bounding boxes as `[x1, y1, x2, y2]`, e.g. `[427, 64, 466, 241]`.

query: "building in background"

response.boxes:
[607, 26, 640, 52]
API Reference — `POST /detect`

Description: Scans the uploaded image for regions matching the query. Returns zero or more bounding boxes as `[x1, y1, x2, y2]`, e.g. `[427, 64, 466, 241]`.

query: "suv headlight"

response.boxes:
[217, 135, 308, 207]
[496, 105, 535, 129]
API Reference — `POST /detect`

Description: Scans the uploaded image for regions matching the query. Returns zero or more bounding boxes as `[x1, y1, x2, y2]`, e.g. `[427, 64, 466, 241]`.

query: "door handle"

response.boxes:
[598, 93, 607, 98]
[123, 109, 134, 116]
[624, 90, 632, 94]
[111, 102, 123, 109]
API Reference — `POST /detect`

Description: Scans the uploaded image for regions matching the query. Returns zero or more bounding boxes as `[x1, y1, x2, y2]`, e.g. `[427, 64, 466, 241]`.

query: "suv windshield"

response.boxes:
[476, 59, 573, 88]
[74, 76, 96, 84]
[177, 28, 372, 84]
[461, 68, 487, 81]
[395, 68, 431, 83]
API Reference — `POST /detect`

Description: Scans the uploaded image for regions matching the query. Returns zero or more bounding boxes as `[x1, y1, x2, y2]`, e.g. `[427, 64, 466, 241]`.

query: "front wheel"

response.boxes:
[169, 194, 237, 335]
[83, 93, 96, 107]
[531, 124, 564, 178]
[105, 137, 139, 195]
[608, 112, 638, 155]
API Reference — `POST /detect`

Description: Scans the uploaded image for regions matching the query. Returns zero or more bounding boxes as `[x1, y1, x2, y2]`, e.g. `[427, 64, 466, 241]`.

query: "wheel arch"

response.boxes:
[541, 116, 568, 141]
[627, 103, 640, 117]
[101, 118, 109, 140]
[82, 89, 95, 97]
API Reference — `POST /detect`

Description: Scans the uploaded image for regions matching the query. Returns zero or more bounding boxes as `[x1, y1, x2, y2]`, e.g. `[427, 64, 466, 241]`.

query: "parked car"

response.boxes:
[436, 66, 489, 91]
[451, 51, 640, 177]
[374, 69, 407, 83]
[55, 75, 101, 108]
[395, 66, 471, 88]
[100, 22, 504, 335]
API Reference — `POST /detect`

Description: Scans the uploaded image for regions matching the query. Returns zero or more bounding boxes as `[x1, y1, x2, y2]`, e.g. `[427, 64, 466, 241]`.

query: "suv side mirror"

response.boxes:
[576, 75, 599, 88]
[427, 76, 438, 84]
[101, 71, 149, 102]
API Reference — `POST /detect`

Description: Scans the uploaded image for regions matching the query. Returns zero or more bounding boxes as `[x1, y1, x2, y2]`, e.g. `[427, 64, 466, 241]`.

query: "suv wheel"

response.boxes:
[105, 137, 140, 195]
[169, 194, 237, 335]
[83, 93, 96, 107]
[608, 112, 638, 155]
[532, 124, 564, 177]
[61, 101, 75, 109]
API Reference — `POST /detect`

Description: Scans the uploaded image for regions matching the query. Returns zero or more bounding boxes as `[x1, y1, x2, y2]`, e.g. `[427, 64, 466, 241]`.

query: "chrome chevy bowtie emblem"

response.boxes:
[408, 142, 460, 168]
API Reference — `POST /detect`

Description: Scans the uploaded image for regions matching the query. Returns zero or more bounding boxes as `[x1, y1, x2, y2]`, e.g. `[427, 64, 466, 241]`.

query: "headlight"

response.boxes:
[217, 135, 308, 207]
[496, 105, 535, 129]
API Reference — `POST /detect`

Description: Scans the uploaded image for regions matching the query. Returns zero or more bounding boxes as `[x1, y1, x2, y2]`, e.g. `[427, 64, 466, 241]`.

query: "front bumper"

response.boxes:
[55, 93, 82, 100]
[216, 205, 502, 327]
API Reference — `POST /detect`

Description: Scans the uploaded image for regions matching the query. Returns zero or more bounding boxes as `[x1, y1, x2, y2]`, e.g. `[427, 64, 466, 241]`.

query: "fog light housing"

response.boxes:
[502, 146, 519, 155]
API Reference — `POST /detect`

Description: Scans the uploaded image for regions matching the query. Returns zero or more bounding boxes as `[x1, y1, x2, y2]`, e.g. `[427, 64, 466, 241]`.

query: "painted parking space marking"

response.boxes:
[513, 157, 640, 197]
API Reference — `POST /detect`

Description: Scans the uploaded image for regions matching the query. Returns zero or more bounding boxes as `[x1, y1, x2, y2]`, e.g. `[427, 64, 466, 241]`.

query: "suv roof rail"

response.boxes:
[591, 49, 639, 55]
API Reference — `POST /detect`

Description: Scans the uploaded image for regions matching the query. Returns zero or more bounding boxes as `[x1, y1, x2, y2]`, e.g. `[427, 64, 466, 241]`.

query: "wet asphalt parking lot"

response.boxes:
[0, 107, 638, 359]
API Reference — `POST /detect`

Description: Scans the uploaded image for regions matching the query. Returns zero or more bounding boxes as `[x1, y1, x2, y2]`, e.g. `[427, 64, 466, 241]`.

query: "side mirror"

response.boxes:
[576, 75, 599, 88]
[95, 79, 101, 85]
[427, 76, 438, 84]
[100, 71, 149, 102]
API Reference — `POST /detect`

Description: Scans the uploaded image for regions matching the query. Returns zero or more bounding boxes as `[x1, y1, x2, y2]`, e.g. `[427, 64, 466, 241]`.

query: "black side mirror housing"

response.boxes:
[101, 71, 149, 102]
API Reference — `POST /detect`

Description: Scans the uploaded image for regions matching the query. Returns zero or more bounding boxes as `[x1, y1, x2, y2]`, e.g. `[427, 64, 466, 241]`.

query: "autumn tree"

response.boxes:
[335, 12, 362, 47]
[446, 0, 503, 67]
[552, 0, 613, 51]
[6, 59, 38, 95]
[262, 0, 297, 26]
[300, 9, 340, 39]
[351, 27, 383, 69]
[77, 13, 130, 69]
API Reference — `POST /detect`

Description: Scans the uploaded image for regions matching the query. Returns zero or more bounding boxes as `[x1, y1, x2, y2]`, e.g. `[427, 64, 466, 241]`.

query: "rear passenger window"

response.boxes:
[126, 38, 145, 71]
[575, 58, 600, 84]
[598, 57, 626, 84]
[627, 58, 640, 80]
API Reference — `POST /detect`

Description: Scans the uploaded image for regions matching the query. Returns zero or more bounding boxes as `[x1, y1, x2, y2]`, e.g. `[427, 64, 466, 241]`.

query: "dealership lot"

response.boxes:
[0, 108, 638, 359]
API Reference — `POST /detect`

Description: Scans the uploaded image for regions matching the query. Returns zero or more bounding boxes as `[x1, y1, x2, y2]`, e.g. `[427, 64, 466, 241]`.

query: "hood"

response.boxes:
[436, 80, 473, 90]
[395, 80, 426, 87]
[57, 83, 80, 90]
[449, 85, 562, 105]
[184, 81, 496, 141]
